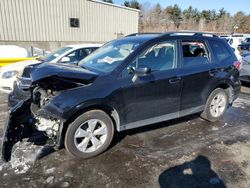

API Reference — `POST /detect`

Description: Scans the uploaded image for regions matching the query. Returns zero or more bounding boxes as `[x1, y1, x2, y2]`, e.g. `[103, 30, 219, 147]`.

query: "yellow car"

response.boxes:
[0, 57, 35, 67]
[0, 45, 35, 67]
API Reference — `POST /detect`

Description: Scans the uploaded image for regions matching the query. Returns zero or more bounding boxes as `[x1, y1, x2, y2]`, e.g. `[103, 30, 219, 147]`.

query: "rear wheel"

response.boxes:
[65, 110, 114, 158]
[201, 88, 229, 122]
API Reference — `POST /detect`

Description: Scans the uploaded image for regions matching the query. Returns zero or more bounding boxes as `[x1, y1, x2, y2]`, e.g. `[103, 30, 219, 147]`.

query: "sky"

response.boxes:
[114, 0, 250, 15]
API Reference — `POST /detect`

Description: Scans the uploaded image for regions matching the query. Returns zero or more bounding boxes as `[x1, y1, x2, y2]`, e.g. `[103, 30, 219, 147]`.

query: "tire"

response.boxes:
[201, 88, 229, 122]
[65, 110, 114, 159]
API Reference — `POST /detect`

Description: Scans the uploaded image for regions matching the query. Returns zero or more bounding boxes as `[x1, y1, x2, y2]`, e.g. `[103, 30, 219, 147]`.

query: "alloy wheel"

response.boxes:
[74, 119, 108, 153]
[209, 93, 227, 118]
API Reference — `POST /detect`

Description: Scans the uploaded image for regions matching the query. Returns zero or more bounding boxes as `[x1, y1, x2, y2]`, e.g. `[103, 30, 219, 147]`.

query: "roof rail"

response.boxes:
[162, 31, 219, 38]
[126, 32, 162, 37]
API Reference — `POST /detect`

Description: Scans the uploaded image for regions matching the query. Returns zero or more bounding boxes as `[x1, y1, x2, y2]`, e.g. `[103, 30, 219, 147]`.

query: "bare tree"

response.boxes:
[129, 1, 250, 33]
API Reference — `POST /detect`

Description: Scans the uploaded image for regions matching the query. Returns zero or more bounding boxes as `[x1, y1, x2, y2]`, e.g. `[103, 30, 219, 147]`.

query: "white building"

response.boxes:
[0, 0, 139, 51]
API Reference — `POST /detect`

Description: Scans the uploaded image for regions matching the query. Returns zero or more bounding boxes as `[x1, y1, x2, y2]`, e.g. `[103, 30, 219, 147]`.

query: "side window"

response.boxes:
[81, 47, 98, 58]
[86, 47, 98, 54]
[78, 48, 90, 60]
[182, 41, 210, 68]
[64, 48, 95, 64]
[65, 49, 81, 63]
[125, 41, 176, 75]
[209, 40, 232, 63]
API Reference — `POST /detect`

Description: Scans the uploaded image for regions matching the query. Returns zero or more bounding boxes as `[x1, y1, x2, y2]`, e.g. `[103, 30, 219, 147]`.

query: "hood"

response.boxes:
[30, 62, 99, 84]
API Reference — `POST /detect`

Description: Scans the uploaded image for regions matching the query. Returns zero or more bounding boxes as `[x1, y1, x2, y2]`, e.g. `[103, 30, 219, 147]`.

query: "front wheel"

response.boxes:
[65, 110, 114, 159]
[201, 88, 229, 122]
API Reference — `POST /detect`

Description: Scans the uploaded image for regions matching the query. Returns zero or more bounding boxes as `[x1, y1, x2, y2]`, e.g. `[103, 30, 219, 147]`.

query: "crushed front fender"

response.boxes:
[1, 99, 34, 162]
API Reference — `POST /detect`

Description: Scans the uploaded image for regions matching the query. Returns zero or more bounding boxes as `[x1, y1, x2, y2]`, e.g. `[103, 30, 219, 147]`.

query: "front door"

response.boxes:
[119, 40, 182, 128]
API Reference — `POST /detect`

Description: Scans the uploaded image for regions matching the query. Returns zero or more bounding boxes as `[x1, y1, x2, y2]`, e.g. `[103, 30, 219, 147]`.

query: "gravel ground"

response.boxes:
[0, 85, 249, 188]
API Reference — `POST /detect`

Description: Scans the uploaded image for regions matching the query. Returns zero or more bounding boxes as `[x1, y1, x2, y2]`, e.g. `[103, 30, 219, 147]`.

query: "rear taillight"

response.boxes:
[234, 61, 242, 70]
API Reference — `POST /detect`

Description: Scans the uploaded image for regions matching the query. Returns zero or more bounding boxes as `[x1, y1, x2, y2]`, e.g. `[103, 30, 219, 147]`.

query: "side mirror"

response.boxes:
[134, 66, 151, 77]
[132, 66, 151, 82]
[60, 57, 70, 63]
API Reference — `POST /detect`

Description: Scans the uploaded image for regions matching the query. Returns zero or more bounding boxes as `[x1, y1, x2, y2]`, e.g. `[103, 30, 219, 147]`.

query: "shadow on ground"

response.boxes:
[159, 155, 226, 188]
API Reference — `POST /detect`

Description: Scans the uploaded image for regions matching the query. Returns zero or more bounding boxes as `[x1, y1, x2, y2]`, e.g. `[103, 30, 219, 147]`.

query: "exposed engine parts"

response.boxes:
[35, 116, 60, 139]
[32, 87, 57, 108]
[31, 87, 62, 141]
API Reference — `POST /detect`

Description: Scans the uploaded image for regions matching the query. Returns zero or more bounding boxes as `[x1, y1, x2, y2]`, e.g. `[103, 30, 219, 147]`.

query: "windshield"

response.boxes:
[78, 41, 140, 73]
[41, 47, 72, 62]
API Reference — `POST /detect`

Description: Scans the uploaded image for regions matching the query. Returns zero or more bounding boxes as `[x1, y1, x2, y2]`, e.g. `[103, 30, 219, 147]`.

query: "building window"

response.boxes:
[69, 18, 80, 28]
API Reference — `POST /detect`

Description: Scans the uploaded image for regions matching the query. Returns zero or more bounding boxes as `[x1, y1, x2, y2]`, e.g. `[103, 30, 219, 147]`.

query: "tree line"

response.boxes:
[102, 0, 250, 34]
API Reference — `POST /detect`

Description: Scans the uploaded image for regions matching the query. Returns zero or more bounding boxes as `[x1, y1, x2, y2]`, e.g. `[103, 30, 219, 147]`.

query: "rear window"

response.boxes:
[209, 40, 232, 63]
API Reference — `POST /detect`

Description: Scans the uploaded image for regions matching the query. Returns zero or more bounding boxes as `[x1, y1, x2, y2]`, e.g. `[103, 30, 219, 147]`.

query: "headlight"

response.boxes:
[2, 70, 19, 79]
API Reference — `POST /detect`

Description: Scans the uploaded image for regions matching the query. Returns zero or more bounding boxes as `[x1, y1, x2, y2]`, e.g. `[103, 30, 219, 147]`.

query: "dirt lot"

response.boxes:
[0, 84, 250, 188]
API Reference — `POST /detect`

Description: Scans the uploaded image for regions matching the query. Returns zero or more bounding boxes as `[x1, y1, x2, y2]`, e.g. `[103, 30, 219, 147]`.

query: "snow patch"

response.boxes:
[233, 98, 250, 108]
[61, 182, 70, 187]
[10, 141, 44, 174]
[46, 176, 55, 184]
[211, 127, 219, 131]
[64, 171, 74, 178]
[45, 167, 56, 174]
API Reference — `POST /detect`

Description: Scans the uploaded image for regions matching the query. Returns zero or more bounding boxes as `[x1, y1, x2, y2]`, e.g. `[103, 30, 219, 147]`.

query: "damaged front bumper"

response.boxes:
[1, 62, 98, 162]
[2, 90, 64, 162]
[1, 99, 34, 162]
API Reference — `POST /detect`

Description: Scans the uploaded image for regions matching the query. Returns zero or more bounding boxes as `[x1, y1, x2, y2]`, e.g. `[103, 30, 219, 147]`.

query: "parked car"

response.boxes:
[225, 36, 244, 49]
[242, 37, 250, 43]
[238, 42, 250, 55]
[240, 53, 250, 82]
[221, 38, 242, 62]
[2, 32, 241, 161]
[0, 44, 102, 93]
[231, 47, 242, 62]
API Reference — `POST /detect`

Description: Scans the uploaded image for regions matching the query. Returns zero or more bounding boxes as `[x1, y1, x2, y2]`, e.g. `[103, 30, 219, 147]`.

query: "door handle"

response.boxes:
[169, 77, 181, 84]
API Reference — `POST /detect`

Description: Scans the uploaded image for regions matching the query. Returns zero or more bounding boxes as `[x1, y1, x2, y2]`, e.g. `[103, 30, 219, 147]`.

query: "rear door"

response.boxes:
[179, 40, 212, 114]
[208, 39, 239, 83]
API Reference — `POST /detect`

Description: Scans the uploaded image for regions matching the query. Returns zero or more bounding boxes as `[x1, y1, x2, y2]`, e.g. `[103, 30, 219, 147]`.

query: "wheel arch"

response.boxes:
[58, 104, 120, 148]
[202, 80, 233, 106]
[214, 81, 234, 104]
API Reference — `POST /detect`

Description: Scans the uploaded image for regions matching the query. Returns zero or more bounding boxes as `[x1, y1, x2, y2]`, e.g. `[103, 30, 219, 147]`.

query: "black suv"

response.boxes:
[2, 32, 241, 161]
